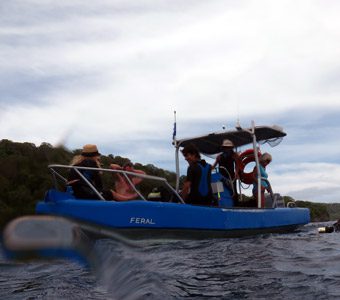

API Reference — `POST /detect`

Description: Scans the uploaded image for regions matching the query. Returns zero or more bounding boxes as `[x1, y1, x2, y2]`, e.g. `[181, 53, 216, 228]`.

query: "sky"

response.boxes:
[1, 0, 340, 202]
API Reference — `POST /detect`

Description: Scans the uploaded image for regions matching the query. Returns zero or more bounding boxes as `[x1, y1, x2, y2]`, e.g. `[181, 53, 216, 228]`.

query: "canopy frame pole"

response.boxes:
[121, 173, 146, 200]
[250, 121, 262, 208]
[175, 145, 180, 192]
[236, 146, 243, 203]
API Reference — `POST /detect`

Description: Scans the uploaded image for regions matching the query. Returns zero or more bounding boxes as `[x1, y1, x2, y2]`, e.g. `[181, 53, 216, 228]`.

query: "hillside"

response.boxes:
[325, 203, 340, 220]
[0, 139, 339, 228]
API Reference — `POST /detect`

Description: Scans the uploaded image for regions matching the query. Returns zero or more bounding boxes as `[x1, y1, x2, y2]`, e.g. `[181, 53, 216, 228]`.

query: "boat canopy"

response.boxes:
[174, 125, 286, 155]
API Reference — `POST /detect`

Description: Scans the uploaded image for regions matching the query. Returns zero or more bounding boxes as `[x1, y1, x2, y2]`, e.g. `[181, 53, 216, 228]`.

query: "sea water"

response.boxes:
[1, 222, 340, 299]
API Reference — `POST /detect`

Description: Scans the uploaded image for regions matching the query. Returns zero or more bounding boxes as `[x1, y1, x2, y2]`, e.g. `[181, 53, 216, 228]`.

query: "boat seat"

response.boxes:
[264, 193, 285, 208]
[65, 186, 74, 195]
[44, 189, 75, 202]
[273, 193, 285, 208]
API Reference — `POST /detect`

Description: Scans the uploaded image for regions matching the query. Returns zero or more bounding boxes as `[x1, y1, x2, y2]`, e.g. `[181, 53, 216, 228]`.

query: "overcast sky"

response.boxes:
[1, 0, 340, 202]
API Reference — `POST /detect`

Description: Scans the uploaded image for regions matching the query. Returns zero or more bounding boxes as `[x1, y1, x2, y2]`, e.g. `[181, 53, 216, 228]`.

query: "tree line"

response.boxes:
[0, 139, 337, 228]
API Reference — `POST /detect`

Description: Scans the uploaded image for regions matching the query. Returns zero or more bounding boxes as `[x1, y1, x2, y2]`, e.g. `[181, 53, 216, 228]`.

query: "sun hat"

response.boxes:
[81, 144, 101, 157]
[221, 139, 234, 148]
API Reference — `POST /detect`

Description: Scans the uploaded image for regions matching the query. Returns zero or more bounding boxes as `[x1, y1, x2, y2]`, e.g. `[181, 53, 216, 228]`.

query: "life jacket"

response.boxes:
[198, 162, 210, 197]
[82, 169, 94, 181]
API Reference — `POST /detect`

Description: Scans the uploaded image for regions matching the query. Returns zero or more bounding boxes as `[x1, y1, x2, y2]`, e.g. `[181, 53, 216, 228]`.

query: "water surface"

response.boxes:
[1, 222, 340, 299]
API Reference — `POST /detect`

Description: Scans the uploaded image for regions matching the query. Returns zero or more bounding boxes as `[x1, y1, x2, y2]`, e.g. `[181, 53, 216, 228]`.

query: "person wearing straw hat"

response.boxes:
[211, 139, 239, 203]
[67, 144, 113, 200]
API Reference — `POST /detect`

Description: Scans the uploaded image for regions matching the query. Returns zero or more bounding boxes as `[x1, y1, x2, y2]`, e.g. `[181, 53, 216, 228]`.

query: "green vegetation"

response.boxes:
[295, 200, 330, 222]
[0, 139, 339, 228]
[324, 203, 340, 220]
[281, 196, 339, 222]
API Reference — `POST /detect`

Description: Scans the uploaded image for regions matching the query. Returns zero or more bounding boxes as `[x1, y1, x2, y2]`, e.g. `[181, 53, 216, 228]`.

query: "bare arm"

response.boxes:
[181, 181, 191, 201]
[211, 155, 220, 170]
[110, 164, 123, 170]
[130, 168, 146, 185]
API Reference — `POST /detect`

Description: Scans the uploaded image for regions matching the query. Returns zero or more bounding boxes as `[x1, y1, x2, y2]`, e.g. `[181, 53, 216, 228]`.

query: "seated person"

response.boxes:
[67, 144, 113, 200]
[110, 162, 146, 201]
[147, 187, 162, 201]
[147, 186, 180, 203]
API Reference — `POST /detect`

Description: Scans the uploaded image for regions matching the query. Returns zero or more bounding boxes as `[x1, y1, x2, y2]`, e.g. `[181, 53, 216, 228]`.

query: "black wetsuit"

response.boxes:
[186, 160, 215, 206]
[218, 150, 236, 179]
[218, 150, 237, 200]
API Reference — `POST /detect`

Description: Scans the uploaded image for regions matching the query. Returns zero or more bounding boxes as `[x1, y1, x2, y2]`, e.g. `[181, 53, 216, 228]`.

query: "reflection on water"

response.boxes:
[1, 223, 340, 299]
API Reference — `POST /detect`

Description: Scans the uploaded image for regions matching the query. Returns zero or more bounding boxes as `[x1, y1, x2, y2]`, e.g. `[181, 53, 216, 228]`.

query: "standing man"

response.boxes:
[181, 144, 216, 206]
[211, 139, 239, 202]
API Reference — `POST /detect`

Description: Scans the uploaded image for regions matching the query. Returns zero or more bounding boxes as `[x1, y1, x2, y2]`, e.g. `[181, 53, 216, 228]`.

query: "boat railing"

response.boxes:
[48, 164, 185, 203]
[260, 177, 284, 208]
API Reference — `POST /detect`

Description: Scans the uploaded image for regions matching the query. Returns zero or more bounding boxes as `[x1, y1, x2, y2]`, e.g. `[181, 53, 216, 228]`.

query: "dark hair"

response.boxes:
[181, 144, 201, 159]
[123, 161, 133, 168]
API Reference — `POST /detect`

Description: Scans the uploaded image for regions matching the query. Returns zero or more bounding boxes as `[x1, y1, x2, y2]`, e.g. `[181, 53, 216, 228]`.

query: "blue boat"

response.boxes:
[35, 122, 310, 239]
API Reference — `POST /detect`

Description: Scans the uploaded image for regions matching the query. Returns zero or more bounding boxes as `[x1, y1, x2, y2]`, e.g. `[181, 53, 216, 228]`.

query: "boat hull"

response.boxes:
[36, 189, 310, 239]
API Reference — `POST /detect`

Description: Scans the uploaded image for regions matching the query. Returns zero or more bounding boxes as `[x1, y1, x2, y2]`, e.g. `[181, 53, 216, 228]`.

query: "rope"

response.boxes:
[218, 166, 236, 197]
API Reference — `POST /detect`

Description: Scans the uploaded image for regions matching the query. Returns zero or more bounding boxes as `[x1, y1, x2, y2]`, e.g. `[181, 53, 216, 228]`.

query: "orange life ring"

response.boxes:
[236, 149, 261, 184]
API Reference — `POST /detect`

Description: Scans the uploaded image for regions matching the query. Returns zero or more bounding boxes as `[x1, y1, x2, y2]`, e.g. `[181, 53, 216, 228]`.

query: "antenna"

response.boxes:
[235, 119, 242, 130]
[236, 96, 241, 130]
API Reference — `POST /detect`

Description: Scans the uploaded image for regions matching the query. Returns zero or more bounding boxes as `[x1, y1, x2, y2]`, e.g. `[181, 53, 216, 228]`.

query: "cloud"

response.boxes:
[270, 163, 340, 203]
